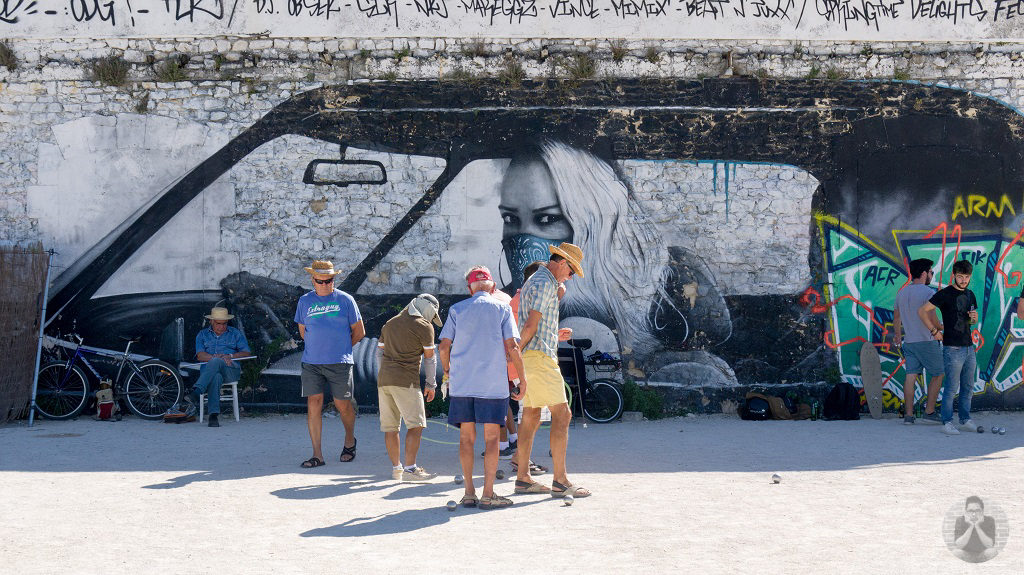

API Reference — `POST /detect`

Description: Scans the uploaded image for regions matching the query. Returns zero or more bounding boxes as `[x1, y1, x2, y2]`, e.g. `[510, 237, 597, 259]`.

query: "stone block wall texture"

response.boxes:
[4, 37, 1024, 411]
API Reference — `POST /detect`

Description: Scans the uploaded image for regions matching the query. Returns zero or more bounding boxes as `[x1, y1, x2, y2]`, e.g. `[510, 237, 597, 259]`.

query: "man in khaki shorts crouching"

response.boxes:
[377, 294, 443, 481]
[514, 243, 592, 499]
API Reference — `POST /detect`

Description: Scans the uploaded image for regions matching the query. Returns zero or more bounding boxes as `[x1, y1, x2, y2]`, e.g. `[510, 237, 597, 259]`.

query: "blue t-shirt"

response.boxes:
[439, 291, 520, 399]
[294, 289, 362, 365]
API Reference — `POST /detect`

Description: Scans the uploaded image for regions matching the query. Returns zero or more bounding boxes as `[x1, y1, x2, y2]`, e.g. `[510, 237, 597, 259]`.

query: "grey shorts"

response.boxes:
[902, 340, 943, 375]
[301, 362, 354, 400]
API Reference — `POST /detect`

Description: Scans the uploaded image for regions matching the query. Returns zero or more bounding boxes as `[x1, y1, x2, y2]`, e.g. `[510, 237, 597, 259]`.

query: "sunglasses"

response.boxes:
[313, 277, 335, 285]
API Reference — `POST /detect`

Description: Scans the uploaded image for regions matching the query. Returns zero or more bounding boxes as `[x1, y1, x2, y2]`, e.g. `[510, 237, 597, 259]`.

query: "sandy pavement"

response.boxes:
[2, 412, 1023, 574]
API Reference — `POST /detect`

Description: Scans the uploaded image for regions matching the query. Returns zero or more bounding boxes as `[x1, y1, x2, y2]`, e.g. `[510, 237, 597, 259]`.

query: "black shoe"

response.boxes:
[208, 413, 220, 427]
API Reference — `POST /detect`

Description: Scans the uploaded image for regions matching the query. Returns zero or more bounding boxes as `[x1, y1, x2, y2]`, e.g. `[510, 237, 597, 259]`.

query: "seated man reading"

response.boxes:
[167, 307, 251, 427]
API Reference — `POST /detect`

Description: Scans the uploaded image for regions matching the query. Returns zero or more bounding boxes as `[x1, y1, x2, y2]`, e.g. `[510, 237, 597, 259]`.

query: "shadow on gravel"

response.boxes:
[3, 415, 1022, 486]
[300, 497, 551, 537]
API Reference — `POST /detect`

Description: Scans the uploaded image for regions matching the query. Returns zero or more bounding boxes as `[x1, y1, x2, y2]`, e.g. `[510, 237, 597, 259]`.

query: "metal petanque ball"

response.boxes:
[992, 426, 999, 434]
[446, 500, 458, 511]
[563, 494, 574, 506]
[977, 426, 985, 433]
[1000, 427, 1007, 435]
[771, 473, 781, 484]
[454, 474, 464, 484]
[496, 469, 505, 480]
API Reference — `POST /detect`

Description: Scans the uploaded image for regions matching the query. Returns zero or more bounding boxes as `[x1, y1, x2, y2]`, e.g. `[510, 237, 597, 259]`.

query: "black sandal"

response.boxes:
[340, 438, 357, 462]
[300, 457, 325, 468]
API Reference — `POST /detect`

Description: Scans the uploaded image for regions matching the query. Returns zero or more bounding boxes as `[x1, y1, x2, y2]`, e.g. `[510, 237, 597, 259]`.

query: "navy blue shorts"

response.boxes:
[448, 396, 507, 426]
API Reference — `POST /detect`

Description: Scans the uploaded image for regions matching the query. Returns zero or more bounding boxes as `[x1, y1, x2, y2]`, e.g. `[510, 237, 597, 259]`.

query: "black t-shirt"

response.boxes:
[929, 286, 978, 347]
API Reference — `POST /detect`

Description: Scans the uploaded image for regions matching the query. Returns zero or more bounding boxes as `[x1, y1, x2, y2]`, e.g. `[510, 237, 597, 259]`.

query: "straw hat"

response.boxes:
[205, 307, 234, 320]
[304, 260, 340, 276]
[548, 242, 585, 278]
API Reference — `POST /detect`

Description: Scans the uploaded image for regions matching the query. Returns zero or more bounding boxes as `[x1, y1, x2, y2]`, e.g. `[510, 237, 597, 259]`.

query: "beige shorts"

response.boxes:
[377, 386, 427, 432]
[521, 350, 568, 409]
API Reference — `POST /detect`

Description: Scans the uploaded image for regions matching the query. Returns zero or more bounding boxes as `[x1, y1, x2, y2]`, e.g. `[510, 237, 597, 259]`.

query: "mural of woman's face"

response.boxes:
[498, 157, 574, 288]
[499, 158, 573, 241]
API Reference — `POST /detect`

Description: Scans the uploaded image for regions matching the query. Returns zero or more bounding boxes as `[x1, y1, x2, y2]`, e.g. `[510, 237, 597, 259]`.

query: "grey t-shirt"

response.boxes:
[895, 283, 938, 343]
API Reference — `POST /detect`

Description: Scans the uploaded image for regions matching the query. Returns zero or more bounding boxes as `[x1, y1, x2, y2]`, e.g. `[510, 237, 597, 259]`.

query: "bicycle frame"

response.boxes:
[44, 335, 153, 390]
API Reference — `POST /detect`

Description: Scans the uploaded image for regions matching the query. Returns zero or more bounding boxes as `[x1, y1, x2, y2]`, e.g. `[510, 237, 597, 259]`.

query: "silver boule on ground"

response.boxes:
[2, 412, 1023, 572]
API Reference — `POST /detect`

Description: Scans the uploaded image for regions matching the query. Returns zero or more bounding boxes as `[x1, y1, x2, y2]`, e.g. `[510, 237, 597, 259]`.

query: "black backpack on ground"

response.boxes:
[739, 396, 771, 420]
[823, 382, 861, 420]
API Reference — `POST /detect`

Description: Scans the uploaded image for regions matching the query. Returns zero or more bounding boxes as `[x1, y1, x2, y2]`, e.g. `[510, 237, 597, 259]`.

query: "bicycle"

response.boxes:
[34, 333, 184, 420]
[558, 338, 624, 423]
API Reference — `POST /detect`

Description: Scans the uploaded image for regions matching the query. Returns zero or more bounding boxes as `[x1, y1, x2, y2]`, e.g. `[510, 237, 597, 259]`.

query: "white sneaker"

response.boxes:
[943, 422, 961, 435]
[401, 466, 437, 482]
[392, 467, 404, 481]
[959, 419, 979, 432]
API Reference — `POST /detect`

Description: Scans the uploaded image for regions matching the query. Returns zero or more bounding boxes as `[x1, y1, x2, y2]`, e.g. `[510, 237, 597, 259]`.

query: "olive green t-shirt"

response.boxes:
[377, 311, 435, 388]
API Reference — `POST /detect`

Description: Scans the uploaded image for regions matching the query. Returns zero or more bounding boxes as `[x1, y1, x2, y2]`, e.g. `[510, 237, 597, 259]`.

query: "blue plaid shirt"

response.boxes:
[195, 326, 250, 359]
[518, 265, 560, 359]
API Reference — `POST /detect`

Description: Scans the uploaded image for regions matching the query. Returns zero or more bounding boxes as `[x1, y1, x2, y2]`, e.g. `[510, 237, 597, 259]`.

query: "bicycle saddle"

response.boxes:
[566, 338, 592, 350]
[119, 335, 142, 342]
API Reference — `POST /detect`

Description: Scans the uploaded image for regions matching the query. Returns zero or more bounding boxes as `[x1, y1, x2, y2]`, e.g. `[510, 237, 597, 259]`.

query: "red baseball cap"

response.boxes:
[466, 268, 493, 286]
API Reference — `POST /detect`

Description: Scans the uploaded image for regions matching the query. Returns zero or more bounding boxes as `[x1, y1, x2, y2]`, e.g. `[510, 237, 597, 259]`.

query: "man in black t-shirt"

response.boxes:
[952, 495, 998, 562]
[918, 259, 980, 435]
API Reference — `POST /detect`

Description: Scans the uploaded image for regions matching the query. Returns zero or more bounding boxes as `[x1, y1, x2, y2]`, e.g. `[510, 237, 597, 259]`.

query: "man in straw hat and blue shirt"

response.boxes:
[439, 266, 528, 509]
[514, 242, 592, 499]
[166, 306, 251, 427]
[377, 293, 443, 481]
[295, 260, 365, 468]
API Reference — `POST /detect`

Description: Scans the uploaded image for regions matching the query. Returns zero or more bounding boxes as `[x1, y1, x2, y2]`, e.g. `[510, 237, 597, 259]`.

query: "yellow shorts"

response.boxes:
[521, 350, 567, 409]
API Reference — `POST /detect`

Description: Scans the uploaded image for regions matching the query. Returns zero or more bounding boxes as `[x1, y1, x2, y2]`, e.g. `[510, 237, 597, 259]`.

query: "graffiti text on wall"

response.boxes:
[4, 0, 1024, 40]
[811, 214, 1024, 409]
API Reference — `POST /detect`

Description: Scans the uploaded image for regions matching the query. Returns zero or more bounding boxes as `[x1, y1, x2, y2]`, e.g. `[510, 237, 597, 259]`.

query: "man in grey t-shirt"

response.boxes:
[892, 258, 944, 424]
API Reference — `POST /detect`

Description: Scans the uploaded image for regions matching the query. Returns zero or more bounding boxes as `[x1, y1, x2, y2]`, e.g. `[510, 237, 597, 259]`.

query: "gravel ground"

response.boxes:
[2, 412, 1022, 574]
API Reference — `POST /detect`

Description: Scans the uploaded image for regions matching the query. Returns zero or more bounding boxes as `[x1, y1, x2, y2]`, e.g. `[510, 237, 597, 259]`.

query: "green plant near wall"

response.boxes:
[825, 67, 847, 80]
[133, 90, 150, 113]
[462, 39, 487, 58]
[823, 366, 842, 386]
[893, 68, 911, 81]
[565, 53, 596, 81]
[0, 41, 17, 71]
[91, 54, 130, 87]
[239, 335, 289, 392]
[805, 65, 821, 79]
[498, 54, 526, 87]
[156, 57, 189, 82]
[623, 380, 665, 420]
[424, 389, 450, 419]
[441, 66, 480, 85]
[610, 40, 628, 63]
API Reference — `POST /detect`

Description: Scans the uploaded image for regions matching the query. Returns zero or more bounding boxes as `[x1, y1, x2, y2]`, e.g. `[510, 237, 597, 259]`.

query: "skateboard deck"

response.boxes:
[860, 341, 884, 419]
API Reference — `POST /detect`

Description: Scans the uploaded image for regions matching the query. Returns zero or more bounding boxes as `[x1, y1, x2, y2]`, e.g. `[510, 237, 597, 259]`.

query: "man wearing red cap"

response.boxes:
[439, 266, 528, 510]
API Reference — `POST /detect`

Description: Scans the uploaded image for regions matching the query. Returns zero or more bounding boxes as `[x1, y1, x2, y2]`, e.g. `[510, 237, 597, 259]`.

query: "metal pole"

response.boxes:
[28, 249, 54, 427]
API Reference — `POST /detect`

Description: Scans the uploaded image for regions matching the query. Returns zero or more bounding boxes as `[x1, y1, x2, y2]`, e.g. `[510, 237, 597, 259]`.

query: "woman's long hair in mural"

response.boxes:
[536, 139, 672, 356]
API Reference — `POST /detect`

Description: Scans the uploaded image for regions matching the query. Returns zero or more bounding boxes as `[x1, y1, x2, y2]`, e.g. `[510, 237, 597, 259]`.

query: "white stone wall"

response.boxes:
[2, 38, 1024, 298]
[4, 0, 1024, 42]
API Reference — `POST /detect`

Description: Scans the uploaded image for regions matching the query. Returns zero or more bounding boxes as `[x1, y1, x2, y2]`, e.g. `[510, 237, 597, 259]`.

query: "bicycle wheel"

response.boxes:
[123, 359, 183, 420]
[582, 378, 624, 423]
[35, 362, 89, 420]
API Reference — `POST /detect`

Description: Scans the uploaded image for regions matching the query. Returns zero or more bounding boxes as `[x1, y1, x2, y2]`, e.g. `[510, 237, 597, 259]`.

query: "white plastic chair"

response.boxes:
[199, 380, 240, 422]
